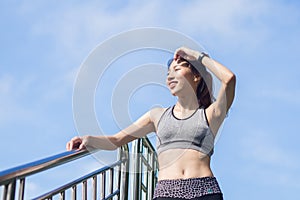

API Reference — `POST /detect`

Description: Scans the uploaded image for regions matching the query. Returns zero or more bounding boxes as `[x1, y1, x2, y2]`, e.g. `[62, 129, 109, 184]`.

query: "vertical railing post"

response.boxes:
[118, 145, 129, 200]
[92, 176, 97, 200]
[71, 185, 77, 200]
[3, 184, 8, 200]
[82, 181, 87, 200]
[147, 151, 153, 200]
[100, 172, 106, 199]
[131, 139, 142, 200]
[5, 180, 16, 200]
[18, 178, 25, 200]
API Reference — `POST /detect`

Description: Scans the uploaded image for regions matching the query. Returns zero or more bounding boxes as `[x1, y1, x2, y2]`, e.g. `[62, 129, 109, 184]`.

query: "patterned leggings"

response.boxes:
[153, 177, 223, 200]
[153, 193, 223, 200]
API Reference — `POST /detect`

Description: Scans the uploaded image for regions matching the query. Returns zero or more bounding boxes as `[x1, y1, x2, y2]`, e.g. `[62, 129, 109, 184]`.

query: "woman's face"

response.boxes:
[166, 58, 199, 96]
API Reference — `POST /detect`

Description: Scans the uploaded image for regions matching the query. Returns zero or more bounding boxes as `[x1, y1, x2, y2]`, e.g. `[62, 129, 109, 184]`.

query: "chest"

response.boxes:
[157, 113, 209, 142]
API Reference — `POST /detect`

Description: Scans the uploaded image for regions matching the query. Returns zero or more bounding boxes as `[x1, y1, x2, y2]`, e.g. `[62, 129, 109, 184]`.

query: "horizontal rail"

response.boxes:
[104, 190, 120, 200]
[0, 149, 99, 186]
[33, 159, 126, 199]
[142, 137, 156, 153]
[141, 156, 154, 171]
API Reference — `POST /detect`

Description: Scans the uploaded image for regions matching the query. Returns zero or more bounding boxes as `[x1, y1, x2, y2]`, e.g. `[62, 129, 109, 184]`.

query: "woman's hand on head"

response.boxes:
[66, 136, 89, 151]
[174, 46, 199, 62]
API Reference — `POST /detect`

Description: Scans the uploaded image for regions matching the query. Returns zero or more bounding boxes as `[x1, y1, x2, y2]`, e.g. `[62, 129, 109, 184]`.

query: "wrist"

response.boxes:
[197, 52, 210, 64]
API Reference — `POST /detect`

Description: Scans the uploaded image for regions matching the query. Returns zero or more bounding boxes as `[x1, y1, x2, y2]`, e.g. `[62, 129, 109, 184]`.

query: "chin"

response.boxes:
[170, 86, 183, 95]
[169, 90, 178, 96]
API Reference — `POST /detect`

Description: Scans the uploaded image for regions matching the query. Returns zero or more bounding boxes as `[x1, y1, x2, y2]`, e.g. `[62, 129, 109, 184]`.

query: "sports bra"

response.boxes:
[156, 106, 214, 156]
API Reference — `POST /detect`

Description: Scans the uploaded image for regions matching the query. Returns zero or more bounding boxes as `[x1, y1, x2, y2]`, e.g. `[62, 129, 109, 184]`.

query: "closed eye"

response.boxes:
[174, 66, 182, 71]
[179, 62, 189, 67]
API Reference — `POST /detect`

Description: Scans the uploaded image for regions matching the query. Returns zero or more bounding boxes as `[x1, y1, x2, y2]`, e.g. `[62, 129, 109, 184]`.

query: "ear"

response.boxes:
[194, 74, 201, 82]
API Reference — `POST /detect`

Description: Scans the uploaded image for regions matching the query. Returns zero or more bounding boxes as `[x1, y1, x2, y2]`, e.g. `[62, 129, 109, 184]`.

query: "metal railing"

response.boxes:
[33, 145, 129, 200]
[131, 138, 158, 200]
[0, 137, 157, 200]
[0, 149, 102, 200]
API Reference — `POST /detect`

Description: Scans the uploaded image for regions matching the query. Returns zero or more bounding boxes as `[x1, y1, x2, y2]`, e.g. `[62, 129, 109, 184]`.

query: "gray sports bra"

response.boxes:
[156, 106, 214, 156]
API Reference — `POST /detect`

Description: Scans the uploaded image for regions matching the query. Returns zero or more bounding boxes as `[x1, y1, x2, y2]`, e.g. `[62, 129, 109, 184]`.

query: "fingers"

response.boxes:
[174, 46, 198, 61]
[174, 47, 185, 60]
[70, 136, 80, 150]
[66, 136, 83, 151]
[79, 142, 87, 150]
[174, 46, 191, 60]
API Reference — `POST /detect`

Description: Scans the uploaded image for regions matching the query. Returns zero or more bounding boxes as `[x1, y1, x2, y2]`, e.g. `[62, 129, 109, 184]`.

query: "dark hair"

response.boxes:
[167, 57, 214, 108]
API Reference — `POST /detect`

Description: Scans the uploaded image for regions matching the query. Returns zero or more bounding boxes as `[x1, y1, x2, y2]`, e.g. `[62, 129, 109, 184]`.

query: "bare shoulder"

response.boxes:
[149, 107, 168, 121]
[149, 107, 168, 130]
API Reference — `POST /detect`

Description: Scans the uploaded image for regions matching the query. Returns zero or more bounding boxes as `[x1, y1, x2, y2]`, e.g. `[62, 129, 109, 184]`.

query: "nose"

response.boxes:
[167, 72, 175, 81]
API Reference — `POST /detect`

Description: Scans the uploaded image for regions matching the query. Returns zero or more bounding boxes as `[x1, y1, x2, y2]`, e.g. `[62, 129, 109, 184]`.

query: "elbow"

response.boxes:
[98, 136, 119, 151]
[107, 135, 120, 150]
[224, 73, 236, 86]
[230, 73, 236, 86]
[110, 146, 119, 151]
[109, 134, 133, 150]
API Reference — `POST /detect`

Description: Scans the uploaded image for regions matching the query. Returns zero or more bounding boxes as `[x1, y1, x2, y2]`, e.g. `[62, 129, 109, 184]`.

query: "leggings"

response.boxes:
[153, 177, 223, 200]
[153, 193, 223, 200]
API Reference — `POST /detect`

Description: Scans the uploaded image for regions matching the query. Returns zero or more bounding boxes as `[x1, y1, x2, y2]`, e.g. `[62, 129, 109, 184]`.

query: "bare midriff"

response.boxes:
[157, 149, 213, 181]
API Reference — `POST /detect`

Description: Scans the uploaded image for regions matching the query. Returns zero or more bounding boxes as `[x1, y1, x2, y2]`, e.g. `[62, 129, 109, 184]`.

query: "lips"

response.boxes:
[168, 81, 178, 89]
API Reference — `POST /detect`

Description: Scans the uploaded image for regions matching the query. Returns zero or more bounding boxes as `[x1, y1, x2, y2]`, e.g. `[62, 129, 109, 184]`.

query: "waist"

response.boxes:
[157, 149, 213, 180]
[157, 176, 217, 184]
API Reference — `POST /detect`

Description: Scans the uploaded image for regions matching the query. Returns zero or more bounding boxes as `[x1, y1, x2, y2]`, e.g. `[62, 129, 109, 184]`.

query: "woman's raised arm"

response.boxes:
[174, 46, 236, 134]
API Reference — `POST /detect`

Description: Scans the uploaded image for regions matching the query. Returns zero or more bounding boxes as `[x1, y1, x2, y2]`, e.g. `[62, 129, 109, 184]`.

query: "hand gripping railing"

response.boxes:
[0, 145, 129, 200]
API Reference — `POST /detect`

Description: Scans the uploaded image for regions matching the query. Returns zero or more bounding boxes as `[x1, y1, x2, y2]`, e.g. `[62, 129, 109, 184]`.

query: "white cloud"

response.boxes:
[258, 87, 300, 106]
[16, 0, 276, 55]
[238, 129, 300, 188]
[26, 2, 159, 39]
[0, 66, 76, 125]
[41, 67, 78, 102]
[0, 74, 36, 124]
[177, 0, 289, 48]
[12, 0, 299, 65]
[0, 74, 13, 94]
[240, 129, 298, 168]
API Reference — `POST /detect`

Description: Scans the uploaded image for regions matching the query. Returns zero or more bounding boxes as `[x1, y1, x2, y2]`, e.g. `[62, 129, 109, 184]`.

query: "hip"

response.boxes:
[153, 176, 223, 200]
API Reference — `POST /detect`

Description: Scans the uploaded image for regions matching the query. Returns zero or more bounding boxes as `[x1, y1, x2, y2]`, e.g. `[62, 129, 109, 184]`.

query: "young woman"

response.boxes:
[66, 46, 236, 200]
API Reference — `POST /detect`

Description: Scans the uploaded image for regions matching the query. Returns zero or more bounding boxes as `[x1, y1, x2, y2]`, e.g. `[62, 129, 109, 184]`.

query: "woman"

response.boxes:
[66, 46, 236, 200]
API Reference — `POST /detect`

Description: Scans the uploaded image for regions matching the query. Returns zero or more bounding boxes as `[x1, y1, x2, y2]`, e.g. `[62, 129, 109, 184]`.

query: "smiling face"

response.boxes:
[166, 57, 200, 97]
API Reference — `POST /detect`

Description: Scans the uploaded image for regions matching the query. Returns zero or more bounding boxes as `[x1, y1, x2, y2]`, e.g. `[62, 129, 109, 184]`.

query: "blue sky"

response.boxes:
[1, 0, 300, 199]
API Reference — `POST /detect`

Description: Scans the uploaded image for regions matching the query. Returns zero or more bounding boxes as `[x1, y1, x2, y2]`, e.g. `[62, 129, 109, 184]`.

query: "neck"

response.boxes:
[176, 94, 199, 110]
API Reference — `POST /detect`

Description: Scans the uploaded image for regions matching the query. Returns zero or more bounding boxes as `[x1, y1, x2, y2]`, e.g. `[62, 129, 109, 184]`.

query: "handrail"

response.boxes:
[0, 149, 98, 185]
[0, 137, 157, 200]
[33, 145, 129, 200]
[0, 147, 128, 200]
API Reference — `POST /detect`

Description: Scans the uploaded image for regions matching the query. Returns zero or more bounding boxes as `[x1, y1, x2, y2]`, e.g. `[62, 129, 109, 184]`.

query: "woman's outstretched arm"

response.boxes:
[66, 109, 159, 151]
